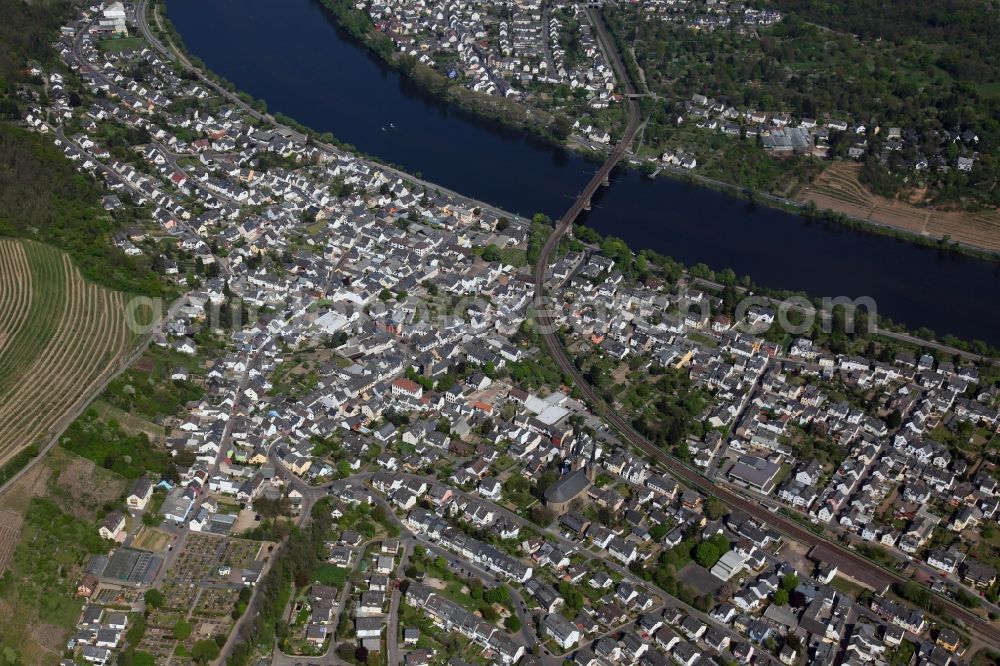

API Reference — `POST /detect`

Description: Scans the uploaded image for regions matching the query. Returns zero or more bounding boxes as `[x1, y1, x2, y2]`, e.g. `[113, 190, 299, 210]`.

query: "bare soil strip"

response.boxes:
[0, 509, 24, 575]
[799, 163, 1000, 252]
[0, 242, 33, 355]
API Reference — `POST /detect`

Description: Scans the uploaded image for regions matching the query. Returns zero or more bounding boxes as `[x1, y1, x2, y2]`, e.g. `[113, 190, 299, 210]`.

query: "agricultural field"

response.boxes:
[800, 163, 1000, 252]
[0, 239, 140, 468]
[0, 442, 134, 662]
[44, 447, 129, 521]
[0, 509, 22, 575]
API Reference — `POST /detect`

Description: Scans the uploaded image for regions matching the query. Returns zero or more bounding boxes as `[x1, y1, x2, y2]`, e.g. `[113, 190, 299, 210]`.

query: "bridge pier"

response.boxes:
[583, 200, 591, 211]
[601, 175, 610, 186]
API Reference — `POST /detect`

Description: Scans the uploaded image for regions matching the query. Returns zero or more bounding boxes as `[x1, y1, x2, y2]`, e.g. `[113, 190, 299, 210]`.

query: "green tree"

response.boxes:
[551, 114, 573, 140]
[774, 589, 789, 606]
[484, 586, 509, 605]
[956, 588, 982, 608]
[337, 644, 356, 662]
[694, 541, 720, 568]
[481, 245, 502, 262]
[530, 505, 554, 527]
[704, 498, 727, 521]
[190, 639, 220, 664]
[133, 653, 156, 666]
[505, 615, 522, 632]
[0, 647, 20, 666]
[144, 588, 164, 609]
[557, 581, 585, 612]
[173, 620, 192, 640]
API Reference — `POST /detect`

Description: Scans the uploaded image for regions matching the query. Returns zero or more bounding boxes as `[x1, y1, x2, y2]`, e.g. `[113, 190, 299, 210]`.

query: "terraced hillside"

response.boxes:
[0, 239, 138, 467]
[801, 163, 1000, 252]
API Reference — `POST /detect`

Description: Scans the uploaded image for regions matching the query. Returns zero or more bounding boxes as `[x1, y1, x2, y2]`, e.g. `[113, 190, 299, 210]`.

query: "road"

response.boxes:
[136, 0, 1000, 322]
[69, 22, 223, 256]
[527, 6, 641, 284]
[130, 0, 1000, 367]
[385, 540, 415, 666]
[690, 276, 998, 365]
[128, 0, 1000, 655]
[534, 178, 1000, 648]
[532, 116, 1000, 651]
[202, 10, 758, 646]
[704, 358, 771, 473]
[535, 201, 1000, 647]
[297, 466, 776, 664]
[0, 292, 187, 496]
[529, 8, 1000, 657]
[56, 128, 216, 254]
[134, 0, 528, 226]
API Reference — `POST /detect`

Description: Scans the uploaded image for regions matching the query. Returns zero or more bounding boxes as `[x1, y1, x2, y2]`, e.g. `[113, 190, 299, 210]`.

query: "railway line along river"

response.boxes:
[164, 0, 1000, 346]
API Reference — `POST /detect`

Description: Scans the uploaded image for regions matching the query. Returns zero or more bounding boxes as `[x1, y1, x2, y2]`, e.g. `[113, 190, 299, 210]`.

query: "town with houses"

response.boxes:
[10, 2, 1000, 666]
[639, 0, 783, 34]
[349, 0, 982, 178]
[665, 92, 982, 176]
[358, 0, 620, 143]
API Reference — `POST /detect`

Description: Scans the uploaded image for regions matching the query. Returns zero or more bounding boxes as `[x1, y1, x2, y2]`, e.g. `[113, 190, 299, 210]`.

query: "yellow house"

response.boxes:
[936, 628, 960, 653]
[673, 349, 694, 369]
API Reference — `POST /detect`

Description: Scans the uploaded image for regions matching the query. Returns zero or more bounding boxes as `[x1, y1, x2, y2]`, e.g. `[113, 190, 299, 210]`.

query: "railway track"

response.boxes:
[531, 7, 1000, 654]
[532, 189, 1000, 648]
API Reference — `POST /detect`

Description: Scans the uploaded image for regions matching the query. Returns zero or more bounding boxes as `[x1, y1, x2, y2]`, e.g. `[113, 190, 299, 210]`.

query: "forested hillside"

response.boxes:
[771, 0, 997, 80]
[605, 0, 1000, 207]
[0, 0, 167, 295]
[0, 0, 70, 80]
[0, 125, 166, 294]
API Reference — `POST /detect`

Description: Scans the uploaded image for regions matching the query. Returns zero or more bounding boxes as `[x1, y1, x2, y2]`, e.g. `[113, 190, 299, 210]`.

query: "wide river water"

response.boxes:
[164, 0, 1000, 346]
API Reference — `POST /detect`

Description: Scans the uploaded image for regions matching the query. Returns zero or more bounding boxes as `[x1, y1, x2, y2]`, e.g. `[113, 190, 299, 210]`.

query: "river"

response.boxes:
[164, 0, 1000, 346]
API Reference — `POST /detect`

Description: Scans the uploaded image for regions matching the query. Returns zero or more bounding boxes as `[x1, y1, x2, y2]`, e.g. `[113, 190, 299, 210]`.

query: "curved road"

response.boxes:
[266, 464, 768, 665]
[530, 6, 1000, 657]
[135, 0, 527, 226]
[532, 172, 1000, 651]
[131, 0, 1000, 655]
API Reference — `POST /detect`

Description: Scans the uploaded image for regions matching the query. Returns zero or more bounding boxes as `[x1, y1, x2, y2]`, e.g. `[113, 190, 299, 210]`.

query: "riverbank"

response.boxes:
[144, 0, 536, 228]
[800, 162, 1000, 254]
[153, 0, 1000, 347]
[639, 159, 1000, 263]
[311, 0, 1000, 259]
[145, 0, 998, 356]
[313, 0, 574, 145]
[146, 0, 1000, 357]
